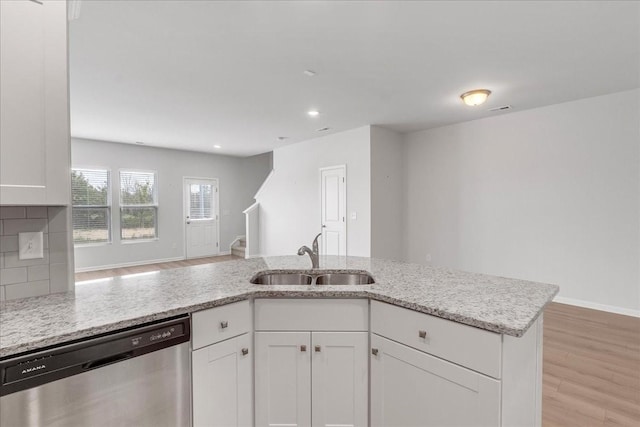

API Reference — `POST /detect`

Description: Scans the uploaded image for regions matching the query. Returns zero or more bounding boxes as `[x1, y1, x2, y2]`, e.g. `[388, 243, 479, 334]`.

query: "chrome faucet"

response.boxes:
[297, 232, 322, 268]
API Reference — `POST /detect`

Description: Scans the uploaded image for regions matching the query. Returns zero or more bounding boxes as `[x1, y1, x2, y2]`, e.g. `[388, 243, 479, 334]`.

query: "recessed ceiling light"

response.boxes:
[135, 141, 145, 145]
[213, 144, 221, 149]
[307, 110, 320, 117]
[460, 89, 491, 106]
[303, 70, 317, 77]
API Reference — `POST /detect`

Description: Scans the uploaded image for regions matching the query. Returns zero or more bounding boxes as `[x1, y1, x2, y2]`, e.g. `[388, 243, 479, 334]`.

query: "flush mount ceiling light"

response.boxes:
[303, 70, 317, 77]
[213, 144, 221, 149]
[307, 110, 320, 117]
[460, 89, 491, 106]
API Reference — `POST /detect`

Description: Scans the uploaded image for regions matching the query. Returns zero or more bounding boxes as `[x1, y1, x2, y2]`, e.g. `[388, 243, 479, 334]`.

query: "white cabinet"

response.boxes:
[370, 300, 544, 427]
[192, 301, 253, 427]
[254, 299, 369, 427]
[254, 332, 311, 427]
[254, 331, 368, 427]
[192, 333, 253, 427]
[370, 334, 500, 427]
[311, 332, 368, 427]
[0, 0, 70, 205]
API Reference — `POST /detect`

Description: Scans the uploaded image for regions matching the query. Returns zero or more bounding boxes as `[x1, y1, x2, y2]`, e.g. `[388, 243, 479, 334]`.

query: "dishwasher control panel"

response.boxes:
[0, 315, 190, 396]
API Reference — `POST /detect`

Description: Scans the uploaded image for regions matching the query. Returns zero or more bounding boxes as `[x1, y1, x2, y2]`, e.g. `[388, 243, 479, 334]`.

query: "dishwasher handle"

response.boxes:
[82, 352, 133, 370]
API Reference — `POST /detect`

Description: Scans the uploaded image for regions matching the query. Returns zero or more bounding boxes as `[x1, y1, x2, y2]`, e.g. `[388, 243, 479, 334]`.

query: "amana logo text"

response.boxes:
[22, 364, 46, 374]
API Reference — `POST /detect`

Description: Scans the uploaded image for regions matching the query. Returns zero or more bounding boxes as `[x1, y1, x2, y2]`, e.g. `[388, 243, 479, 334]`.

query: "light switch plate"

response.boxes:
[18, 232, 44, 260]
[351, 212, 357, 220]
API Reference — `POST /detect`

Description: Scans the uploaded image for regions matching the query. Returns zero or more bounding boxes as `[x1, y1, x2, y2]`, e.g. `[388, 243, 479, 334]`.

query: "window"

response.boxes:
[120, 170, 158, 241]
[71, 168, 111, 244]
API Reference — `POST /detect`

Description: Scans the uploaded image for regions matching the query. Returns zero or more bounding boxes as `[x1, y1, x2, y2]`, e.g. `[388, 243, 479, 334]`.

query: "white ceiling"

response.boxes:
[69, 1, 640, 157]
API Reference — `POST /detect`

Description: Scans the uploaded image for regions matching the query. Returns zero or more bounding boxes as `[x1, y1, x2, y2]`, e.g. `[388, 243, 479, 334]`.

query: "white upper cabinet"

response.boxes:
[0, 0, 70, 205]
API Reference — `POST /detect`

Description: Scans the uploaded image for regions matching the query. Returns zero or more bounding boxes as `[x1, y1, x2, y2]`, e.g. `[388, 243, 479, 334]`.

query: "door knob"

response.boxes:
[418, 330, 428, 339]
[315, 345, 321, 352]
[300, 345, 307, 352]
[220, 321, 228, 329]
[371, 348, 379, 356]
[241, 348, 249, 356]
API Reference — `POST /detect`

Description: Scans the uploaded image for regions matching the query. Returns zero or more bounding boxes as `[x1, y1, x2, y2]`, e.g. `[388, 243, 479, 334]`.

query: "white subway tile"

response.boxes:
[47, 207, 68, 232]
[48, 232, 69, 264]
[0, 207, 26, 219]
[4, 251, 49, 268]
[27, 206, 48, 219]
[28, 264, 50, 281]
[0, 236, 18, 253]
[0, 267, 27, 285]
[4, 280, 49, 300]
[49, 263, 70, 294]
[2, 219, 48, 235]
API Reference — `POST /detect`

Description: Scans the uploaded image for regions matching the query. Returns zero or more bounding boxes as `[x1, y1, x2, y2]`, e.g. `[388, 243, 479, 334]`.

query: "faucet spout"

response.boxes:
[297, 232, 322, 268]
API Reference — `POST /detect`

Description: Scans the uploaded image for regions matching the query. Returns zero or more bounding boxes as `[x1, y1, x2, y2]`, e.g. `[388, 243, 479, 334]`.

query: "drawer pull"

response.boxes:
[315, 345, 321, 352]
[220, 321, 229, 329]
[300, 345, 307, 352]
[371, 348, 379, 356]
[241, 348, 249, 356]
[418, 330, 428, 339]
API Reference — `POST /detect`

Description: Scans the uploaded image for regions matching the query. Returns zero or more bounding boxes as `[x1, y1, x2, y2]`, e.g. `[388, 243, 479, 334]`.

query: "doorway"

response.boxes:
[319, 165, 346, 256]
[184, 177, 219, 259]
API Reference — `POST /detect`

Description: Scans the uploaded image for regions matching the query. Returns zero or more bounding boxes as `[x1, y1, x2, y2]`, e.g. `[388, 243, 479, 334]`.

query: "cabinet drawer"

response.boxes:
[192, 300, 251, 350]
[255, 298, 368, 331]
[371, 301, 502, 378]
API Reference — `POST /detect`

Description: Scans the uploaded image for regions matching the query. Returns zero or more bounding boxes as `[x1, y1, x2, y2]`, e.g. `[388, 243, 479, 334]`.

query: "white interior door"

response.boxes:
[185, 178, 219, 259]
[320, 166, 346, 256]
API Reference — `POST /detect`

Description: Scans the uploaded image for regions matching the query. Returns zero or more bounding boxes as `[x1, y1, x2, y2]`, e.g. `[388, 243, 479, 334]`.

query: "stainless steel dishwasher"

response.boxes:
[0, 315, 191, 427]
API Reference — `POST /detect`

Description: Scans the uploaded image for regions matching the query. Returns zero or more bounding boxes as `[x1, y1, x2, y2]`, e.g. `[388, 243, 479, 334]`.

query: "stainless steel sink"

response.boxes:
[250, 272, 313, 285]
[250, 270, 374, 285]
[314, 272, 375, 285]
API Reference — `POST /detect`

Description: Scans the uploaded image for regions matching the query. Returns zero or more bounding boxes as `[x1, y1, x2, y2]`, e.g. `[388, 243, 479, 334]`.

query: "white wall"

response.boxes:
[72, 138, 271, 270]
[370, 126, 405, 260]
[257, 126, 371, 257]
[404, 89, 640, 313]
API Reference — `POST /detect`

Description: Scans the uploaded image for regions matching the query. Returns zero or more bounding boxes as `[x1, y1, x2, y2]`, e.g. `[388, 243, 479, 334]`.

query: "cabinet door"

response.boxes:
[370, 334, 500, 427]
[255, 332, 311, 427]
[0, 0, 69, 205]
[193, 333, 253, 427]
[311, 332, 368, 427]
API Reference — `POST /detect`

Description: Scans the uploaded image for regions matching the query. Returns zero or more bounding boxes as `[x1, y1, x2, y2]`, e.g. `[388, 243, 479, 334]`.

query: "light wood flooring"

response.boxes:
[543, 302, 640, 426]
[75, 259, 639, 426]
[74, 254, 241, 282]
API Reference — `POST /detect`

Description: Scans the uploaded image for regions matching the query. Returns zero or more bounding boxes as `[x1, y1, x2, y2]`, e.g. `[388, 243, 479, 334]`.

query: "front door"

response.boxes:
[320, 166, 346, 256]
[184, 178, 219, 259]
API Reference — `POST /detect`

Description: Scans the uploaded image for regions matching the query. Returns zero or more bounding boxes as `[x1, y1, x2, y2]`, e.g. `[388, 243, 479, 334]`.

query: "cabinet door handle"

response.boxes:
[418, 330, 427, 339]
[241, 348, 249, 356]
[315, 345, 321, 352]
[371, 348, 379, 356]
[220, 321, 228, 329]
[300, 345, 307, 352]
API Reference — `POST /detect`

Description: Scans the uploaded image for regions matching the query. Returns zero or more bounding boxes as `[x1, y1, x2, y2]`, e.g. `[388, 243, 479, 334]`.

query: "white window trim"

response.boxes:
[119, 169, 159, 242]
[71, 167, 112, 246]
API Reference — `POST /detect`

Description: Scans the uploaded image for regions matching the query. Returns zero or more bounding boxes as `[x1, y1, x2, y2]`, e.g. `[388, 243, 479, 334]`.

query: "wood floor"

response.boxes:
[74, 254, 241, 282]
[543, 303, 640, 426]
[75, 259, 639, 426]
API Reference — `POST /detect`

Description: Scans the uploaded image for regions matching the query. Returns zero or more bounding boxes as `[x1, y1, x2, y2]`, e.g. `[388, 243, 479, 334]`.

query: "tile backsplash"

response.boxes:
[0, 206, 73, 301]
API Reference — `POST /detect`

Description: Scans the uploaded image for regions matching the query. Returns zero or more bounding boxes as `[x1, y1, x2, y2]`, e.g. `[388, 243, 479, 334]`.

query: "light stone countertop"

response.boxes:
[0, 256, 559, 358]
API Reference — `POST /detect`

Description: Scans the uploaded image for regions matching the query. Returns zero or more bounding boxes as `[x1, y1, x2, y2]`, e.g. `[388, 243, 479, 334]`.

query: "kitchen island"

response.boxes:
[0, 256, 558, 427]
[0, 256, 557, 357]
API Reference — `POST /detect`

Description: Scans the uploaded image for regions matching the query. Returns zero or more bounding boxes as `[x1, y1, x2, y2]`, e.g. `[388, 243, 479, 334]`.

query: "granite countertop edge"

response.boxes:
[0, 256, 560, 359]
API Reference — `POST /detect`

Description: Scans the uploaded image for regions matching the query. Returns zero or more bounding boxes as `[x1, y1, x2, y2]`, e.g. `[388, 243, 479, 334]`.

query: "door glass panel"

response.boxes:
[189, 184, 214, 219]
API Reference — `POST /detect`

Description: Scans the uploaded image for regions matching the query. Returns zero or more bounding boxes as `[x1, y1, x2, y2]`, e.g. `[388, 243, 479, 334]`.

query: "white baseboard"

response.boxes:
[553, 296, 640, 318]
[75, 252, 235, 273]
[75, 256, 185, 273]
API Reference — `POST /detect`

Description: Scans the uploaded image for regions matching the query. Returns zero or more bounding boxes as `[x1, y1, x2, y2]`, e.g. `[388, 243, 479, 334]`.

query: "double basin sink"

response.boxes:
[250, 269, 375, 285]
